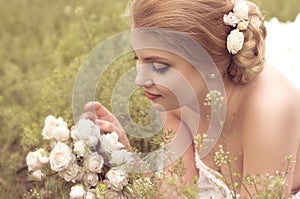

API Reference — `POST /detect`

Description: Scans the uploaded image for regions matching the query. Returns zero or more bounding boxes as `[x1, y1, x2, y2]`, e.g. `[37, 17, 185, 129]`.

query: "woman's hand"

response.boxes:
[81, 101, 131, 149]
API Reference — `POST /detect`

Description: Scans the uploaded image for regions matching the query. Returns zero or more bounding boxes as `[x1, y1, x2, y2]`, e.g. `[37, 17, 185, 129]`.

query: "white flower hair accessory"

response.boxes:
[223, 0, 249, 54]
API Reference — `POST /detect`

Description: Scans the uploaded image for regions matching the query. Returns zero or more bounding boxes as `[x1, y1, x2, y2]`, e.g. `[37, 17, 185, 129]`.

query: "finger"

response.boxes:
[84, 101, 101, 112]
[79, 111, 96, 121]
[95, 119, 131, 149]
[95, 119, 121, 134]
[84, 101, 111, 117]
[84, 102, 115, 123]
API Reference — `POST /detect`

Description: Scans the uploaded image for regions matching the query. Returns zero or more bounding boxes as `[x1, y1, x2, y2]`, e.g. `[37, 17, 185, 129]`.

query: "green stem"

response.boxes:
[253, 183, 259, 195]
[241, 182, 254, 199]
[284, 158, 291, 177]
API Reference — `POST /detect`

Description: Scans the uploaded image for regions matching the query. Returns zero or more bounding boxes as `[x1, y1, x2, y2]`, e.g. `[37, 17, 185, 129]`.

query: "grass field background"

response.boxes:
[0, 0, 299, 197]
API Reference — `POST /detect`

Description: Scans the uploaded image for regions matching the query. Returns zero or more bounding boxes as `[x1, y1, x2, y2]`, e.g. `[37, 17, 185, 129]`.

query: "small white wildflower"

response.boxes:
[74, 6, 84, 16]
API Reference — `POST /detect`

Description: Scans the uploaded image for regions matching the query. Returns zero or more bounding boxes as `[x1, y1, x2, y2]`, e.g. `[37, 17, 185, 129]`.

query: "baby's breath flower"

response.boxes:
[285, 154, 293, 161]
[213, 145, 230, 167]
[74, 6, 84, 16]
[204, 90, 224, 109]
[194, 133, 207, 148]
[64, 5, 72, 16]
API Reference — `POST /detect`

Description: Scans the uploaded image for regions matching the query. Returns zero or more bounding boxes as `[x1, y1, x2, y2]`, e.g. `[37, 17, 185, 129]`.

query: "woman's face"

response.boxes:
[134, 48, 206, 111]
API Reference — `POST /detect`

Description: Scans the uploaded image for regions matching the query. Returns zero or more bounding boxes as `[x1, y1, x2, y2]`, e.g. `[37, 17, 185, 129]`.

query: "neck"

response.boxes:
[187, 77, 243, 122]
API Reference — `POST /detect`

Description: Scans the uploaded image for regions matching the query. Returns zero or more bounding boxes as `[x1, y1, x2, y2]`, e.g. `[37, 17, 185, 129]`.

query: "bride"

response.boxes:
[83, 0, 300, 198]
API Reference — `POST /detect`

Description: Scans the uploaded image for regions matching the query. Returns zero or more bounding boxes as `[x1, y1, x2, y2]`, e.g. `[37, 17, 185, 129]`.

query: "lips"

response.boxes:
[144, 91, 162, 100]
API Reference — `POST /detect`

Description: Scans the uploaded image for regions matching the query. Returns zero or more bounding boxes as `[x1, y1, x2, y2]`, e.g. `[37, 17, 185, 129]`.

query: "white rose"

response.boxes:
[226, 29, 244, 54]
[74, 140, 87, 157]
[26, 149, 48, 171]
[42, 115, 70, 141]
[110, 150, 134, 166]
[84, 172, 99, 187]
[71, 128, 81, 141]
[77, 119, 101, 147]
[86, 136, 99, 148]
[53, 125, 70, 142]
[100, 132, 124, 154]
[104, 188, 126, 199]
[42, 125, 55, 140]
[44, 115, 57, 126]
[50, 142, 75, 171]
[55, 116, 68, 127]
[58, 163, 84, 183]
[85, 190, 97, 199]
[106, 168, 128, 191]
[237, 19, 249, 30]
[233, 0, 248, 20]
[30, 170, 45, 181]
[37, 148, 49, 164]
[83, 152, 104, 173]
[70, 184, 86, 199]
[223, 12, 239, 27]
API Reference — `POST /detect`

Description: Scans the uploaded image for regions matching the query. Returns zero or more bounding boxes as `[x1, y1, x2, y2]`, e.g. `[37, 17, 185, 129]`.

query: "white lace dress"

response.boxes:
[194, 151, 300, 199]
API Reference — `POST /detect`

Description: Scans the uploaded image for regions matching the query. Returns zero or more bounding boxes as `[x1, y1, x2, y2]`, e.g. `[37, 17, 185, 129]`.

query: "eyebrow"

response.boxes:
[131, 47, 171, 62]
[143, 56, 170, 62]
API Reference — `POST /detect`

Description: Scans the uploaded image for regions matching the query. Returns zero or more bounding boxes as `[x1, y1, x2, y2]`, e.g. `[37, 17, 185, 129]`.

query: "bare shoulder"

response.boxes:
[243, 65, 300, 139]
[240, 66, 300, 195]
[247, 66, 300, 114]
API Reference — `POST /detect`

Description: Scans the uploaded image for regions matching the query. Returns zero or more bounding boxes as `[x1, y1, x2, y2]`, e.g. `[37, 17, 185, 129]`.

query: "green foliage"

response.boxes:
[251, 0, 300, 21]
[0, 0, 299, 197]
[0, 0, 130, 197]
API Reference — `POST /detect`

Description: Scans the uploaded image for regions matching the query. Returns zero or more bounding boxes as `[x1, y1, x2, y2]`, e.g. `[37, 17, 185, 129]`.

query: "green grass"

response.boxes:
[0, 0, 299, 198]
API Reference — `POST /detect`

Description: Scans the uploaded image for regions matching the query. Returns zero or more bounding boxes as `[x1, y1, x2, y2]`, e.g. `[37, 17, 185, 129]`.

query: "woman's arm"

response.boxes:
[157, 110, 199, 198]
[83, 102, 198, 198]
[240, 95, 299, 198]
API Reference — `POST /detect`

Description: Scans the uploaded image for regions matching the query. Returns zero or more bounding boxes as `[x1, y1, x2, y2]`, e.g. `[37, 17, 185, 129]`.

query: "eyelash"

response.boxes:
[133, 56, 170, 74]
[152, 63, 170, 74]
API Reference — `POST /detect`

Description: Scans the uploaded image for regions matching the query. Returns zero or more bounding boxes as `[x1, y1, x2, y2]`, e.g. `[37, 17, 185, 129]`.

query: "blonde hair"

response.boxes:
[131, 0, 267, 85]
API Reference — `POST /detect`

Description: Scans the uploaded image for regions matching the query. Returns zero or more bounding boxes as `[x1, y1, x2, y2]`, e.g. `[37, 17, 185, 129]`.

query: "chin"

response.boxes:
[151, 102, 180, 112]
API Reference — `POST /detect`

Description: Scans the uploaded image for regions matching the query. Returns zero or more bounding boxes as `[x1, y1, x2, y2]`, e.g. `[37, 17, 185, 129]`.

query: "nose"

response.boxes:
[135, 65, 154, 87]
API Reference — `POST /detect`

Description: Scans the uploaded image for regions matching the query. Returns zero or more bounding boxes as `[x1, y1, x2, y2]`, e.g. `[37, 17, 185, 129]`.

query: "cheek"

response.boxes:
[189, 72, 204, 94]
[153, 69, 200, 105]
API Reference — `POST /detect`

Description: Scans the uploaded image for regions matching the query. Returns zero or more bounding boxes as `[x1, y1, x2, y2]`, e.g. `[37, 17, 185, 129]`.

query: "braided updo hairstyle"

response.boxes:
[131, 0, 267, 85]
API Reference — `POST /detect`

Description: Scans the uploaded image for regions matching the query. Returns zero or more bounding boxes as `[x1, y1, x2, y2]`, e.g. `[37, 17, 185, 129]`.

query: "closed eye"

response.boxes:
[152, 62, 170, 74]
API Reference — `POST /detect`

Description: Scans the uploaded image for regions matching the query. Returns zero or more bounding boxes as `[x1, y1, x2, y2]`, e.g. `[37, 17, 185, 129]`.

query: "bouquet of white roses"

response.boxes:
[25, 115, 156, 199]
